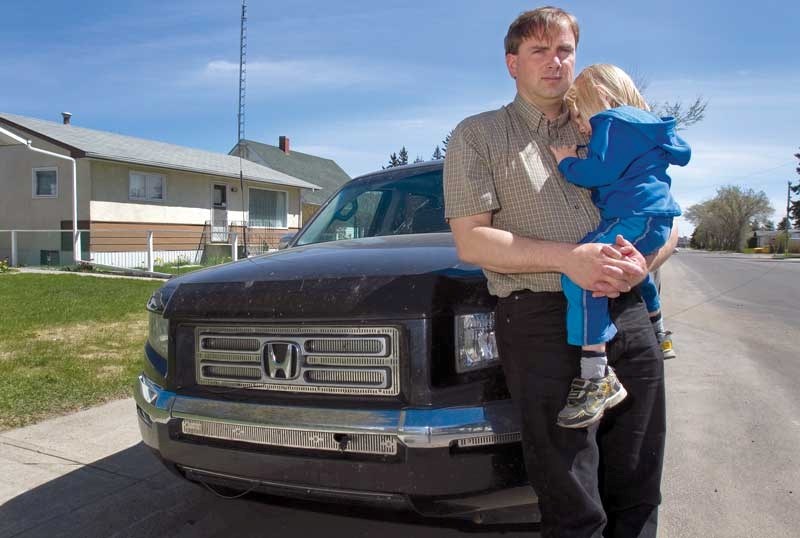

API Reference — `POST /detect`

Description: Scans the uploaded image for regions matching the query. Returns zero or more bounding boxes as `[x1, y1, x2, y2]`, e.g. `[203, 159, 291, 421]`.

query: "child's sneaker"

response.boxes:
[657, 330, 676, 360]
[557, 368, 628, 429]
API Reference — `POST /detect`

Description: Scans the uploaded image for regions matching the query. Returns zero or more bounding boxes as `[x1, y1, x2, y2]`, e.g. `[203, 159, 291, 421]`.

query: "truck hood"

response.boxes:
[163, 233, 494, 320]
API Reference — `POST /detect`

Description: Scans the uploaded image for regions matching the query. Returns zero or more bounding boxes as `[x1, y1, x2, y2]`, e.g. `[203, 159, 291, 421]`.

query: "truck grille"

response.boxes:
[181, 419, 398, 456]
[194, 325, 400, 396]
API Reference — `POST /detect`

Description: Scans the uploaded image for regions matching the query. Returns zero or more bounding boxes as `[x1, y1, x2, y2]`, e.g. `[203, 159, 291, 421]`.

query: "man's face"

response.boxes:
[505, 25, 576, 110]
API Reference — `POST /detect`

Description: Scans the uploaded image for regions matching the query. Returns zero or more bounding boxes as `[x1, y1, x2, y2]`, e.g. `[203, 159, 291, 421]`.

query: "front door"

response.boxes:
[211, 184, 228, 242]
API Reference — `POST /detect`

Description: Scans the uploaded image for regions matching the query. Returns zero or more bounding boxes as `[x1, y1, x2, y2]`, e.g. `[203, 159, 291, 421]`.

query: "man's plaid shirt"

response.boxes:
[444, 94, 600, 297]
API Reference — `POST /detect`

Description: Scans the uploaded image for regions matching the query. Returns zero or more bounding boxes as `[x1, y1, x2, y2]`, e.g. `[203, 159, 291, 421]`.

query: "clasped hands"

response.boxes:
[565, 234, 649, 298]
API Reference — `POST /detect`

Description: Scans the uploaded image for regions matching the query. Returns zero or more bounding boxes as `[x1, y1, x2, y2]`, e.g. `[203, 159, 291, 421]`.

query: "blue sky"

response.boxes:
[2, 0, 798, 234]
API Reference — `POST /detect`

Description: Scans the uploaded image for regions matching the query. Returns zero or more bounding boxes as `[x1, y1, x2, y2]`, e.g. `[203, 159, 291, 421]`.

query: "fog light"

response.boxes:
[454, 312, 500, 373]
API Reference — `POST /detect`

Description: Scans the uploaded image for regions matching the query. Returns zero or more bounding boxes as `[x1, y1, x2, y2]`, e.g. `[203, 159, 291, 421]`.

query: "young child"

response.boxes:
[550, 64, 690, 428]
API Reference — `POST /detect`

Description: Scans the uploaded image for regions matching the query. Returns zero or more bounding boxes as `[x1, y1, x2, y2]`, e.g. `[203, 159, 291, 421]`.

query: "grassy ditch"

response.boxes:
[0, 273, 162, 430]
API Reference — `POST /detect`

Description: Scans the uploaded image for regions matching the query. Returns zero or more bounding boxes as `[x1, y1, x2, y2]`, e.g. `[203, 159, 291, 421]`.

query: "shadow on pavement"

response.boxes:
[0, 442, 539, 538]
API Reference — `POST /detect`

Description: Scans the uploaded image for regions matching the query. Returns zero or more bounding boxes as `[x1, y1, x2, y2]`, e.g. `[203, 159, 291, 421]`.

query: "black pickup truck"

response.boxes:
[135, 160, 537, 523]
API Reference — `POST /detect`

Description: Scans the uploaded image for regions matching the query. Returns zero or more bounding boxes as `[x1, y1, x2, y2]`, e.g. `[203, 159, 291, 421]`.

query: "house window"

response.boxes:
[32, 167, 58, 198]
[249, 188, 287, 228]
[213, 184, 227, 208]
[129, 172, 165, 201]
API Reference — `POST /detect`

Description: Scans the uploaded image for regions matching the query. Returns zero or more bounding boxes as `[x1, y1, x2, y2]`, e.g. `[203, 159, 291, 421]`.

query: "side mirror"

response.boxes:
[278, 233, 296, 250]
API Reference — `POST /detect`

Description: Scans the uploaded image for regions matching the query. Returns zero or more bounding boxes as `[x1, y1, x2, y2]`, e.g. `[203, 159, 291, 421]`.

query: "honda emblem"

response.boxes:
[264, 341, 301, 379]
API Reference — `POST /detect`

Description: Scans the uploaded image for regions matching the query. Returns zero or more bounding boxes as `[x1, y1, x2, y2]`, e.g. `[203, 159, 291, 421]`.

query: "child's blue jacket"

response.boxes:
[557, 105, 689, 218]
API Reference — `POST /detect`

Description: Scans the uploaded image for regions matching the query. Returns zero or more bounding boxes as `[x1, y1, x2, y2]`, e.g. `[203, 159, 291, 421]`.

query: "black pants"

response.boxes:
[496, 290, 665, 538]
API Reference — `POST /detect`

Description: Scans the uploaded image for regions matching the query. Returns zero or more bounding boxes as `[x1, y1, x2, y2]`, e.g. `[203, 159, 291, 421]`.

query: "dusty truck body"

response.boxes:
[134, 161, 537, 522]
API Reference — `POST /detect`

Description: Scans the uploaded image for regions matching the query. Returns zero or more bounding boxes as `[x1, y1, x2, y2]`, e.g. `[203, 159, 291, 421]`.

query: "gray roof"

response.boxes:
[0, 113, 321, 190]
[0, 125, 28, 147]
[232, 139, 350, 205]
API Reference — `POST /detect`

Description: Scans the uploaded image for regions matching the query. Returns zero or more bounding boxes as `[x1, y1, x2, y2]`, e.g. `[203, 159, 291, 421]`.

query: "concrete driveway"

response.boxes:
[0, 400, 536, 537]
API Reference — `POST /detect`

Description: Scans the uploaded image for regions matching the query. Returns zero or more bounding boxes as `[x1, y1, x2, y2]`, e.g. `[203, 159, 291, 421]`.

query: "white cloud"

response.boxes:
[669, 139, 794, 234]
[280, 98, 511, 176]
[293, 144, 384, 167]
[647, 73, 800, 108]
[200, 57, 409, 91]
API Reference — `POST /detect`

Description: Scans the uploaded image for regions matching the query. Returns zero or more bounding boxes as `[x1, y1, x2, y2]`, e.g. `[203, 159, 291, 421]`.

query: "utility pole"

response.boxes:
[786, 180, 792, 258]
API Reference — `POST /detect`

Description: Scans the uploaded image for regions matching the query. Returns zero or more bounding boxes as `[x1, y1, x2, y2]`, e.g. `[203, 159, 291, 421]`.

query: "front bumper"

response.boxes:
[135, 374, 537, 520]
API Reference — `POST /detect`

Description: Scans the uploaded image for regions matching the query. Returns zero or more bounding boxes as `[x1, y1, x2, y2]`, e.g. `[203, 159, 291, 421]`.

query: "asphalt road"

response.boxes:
[658, 251, 800, 538]
[1, 251, 798, 537]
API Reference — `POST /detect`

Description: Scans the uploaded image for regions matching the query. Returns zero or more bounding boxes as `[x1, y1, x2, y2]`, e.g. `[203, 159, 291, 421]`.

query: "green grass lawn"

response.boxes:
[0, 273, 162, 430]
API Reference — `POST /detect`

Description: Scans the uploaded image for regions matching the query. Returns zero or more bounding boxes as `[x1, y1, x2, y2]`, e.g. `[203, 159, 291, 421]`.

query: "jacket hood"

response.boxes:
[595, 106, 691, 166]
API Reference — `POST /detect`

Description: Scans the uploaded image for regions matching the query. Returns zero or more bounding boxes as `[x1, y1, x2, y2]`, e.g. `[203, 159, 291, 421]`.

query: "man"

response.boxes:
[443, 7, 675, 538]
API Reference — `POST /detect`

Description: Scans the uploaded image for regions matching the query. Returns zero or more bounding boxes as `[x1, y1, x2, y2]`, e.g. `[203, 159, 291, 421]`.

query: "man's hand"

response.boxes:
[590, 235, 649, 298]
[550, 145, 577, 164]
[562, 235, 648, 299]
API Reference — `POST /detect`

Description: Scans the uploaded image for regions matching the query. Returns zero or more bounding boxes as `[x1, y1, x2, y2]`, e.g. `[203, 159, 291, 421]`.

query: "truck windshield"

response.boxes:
[295, 169, 449, 247]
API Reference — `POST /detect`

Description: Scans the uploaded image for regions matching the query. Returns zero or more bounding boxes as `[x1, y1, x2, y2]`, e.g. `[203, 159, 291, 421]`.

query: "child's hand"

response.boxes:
[550, 145, 578, 163]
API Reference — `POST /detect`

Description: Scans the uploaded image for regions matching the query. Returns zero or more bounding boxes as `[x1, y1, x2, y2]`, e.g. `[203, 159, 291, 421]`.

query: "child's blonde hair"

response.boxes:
[566, 64, 649, 121]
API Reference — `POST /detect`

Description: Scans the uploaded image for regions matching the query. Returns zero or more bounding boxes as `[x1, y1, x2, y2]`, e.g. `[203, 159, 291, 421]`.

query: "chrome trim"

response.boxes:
[134, 374, 174, 424]
[181, 419, 398, 455]
[456, 432, 522, 448]
[194, 326, 400, 396]
[136, 373, 521, 450]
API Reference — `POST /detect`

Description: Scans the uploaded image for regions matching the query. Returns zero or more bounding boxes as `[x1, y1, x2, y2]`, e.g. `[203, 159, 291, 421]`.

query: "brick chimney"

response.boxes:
[61, 112, 72, 125]
[279, 135, 290, 154]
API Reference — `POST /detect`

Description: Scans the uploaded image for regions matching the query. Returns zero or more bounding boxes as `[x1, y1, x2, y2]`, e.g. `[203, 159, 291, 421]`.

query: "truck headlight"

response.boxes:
[454, 312, 500, 373]
[146, 289, 171, 359]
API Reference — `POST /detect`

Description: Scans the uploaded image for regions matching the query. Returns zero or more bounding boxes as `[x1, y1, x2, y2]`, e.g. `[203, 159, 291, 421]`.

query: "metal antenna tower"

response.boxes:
[237, 0, 249, 256]
[237, 0, 247, 153]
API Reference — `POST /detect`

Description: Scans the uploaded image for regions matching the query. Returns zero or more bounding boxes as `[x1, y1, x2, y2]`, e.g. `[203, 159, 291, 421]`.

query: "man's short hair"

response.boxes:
[504, 6, 580, 55]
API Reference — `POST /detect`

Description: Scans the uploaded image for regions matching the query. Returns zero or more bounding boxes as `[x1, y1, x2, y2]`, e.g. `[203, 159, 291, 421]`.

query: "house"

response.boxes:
[230, 137, 351, 224]
[754, 229, 800, 252]
[0, 112, 320, 267]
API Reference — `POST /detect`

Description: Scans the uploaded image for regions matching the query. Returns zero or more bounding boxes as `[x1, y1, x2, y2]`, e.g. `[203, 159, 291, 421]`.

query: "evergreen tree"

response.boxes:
[442, 131, 452, 155]
[382, 152, 401, 169]
[413, 155, 425, 163]
[398, 146, 409, 165]
[790, 147, 800, 228]
[432, 146, 444, 160]
[763, 219, 775, 231]
[778, 216, 790, 231]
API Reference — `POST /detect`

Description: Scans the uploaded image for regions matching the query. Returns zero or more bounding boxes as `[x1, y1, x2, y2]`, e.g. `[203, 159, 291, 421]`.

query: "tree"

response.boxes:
[763, 219, 776, 231]
[777, 216, 790, 231]
[382, 152, 401, 169]
[441, 131, 452, 156]
[382, 146, 410, 169]
[684, 185, 774, 251]
[413, 154, 425, 163]
[398, 146, 409, 166]
[790, 147, 800, 228]
[633, 75, 707, 130]
[432, 145, 444, 160]
[651, 97, 708, 130]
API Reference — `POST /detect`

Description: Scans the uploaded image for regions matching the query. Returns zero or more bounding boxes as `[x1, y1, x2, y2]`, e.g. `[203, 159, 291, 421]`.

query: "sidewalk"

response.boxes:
[12, 267, 168, 280]
[0, 399, 211, 537]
